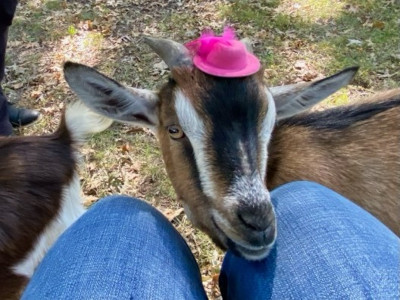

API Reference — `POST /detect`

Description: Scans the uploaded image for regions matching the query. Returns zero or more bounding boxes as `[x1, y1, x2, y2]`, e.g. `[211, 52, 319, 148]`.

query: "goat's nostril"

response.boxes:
[238, 212, 260, 231]
[237, 206, 274, 232]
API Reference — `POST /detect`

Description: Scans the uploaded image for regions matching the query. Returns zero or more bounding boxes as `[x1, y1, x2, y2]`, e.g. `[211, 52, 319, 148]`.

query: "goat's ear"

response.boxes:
[240, 38, 253, 53]
[63, 62, 159, 129]
[269, 66, 359, 121]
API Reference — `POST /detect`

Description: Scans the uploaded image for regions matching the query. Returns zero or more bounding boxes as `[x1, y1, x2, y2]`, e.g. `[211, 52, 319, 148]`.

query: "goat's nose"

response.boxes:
[237, 202, 275, 232]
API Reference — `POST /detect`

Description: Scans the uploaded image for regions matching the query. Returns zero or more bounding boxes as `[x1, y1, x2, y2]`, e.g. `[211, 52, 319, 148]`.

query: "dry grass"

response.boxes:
[5, 0, 399, 298]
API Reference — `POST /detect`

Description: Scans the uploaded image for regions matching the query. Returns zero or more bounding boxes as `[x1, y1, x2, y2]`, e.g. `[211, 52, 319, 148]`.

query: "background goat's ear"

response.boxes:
[270, 66, 359, 121]
[240, 38, 253, 53]
[63, 62, 160, 128]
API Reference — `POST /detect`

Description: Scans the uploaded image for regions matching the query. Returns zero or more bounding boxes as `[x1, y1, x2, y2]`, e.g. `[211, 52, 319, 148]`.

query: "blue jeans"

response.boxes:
[22, 182, 399, 299]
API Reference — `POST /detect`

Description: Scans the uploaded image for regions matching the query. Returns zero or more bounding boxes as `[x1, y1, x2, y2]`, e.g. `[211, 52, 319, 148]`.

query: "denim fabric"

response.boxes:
[219, 181, 400, 300]
[22, 196, 207, 300]
[22, 182, 399, 300]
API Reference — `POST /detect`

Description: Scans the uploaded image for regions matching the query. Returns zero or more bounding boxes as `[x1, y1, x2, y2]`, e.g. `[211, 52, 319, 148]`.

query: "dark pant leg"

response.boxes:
[0, 23, 12, 135]
[0, 24, 7, 81]
[0, 91, 12, 135]
[0, 0, 17, 79]
[0, 0, 18, 27]
[0, 0, 17, 135]
[0, 0, 18, 77]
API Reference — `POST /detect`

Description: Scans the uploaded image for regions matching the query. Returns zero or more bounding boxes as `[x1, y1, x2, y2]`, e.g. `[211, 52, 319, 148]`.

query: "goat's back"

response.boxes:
[268, 89, 400, 235]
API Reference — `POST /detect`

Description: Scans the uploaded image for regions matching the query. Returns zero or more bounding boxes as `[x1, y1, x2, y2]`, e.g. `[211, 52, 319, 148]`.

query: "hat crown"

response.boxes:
[185, 27, 261, 77]
[206, 40, 248, 70]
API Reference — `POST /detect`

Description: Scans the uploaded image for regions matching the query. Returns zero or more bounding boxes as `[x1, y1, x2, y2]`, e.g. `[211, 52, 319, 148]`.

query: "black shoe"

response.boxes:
[7, 102, 40, 127]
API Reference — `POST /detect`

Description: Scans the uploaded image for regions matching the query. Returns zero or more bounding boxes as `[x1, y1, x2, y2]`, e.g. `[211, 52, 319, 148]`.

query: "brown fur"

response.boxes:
[268, 89, 400, 235]
[0, 119, 76, 299]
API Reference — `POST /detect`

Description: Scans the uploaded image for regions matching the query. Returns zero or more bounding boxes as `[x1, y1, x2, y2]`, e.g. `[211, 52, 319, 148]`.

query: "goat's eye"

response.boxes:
[167, 125, 185, 139]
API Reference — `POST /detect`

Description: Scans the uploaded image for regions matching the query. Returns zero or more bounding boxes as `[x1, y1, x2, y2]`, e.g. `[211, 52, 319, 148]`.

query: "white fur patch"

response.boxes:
[238, 141, 252, 176]
[174, 89, 218, 199]
[214, 174, 271, 229]
[65, 101, 113, 144]
[12, 174, 85, 278]
[259, 88, 276, 180]
[226, 174, 271, 208]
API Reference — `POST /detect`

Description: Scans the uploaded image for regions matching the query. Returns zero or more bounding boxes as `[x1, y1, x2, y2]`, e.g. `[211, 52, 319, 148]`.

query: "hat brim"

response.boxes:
[193, 53, 261, 78]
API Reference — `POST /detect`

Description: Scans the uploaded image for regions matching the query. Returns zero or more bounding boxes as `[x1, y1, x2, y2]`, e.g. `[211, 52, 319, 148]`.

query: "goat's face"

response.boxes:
[64, 37, 357, 260]
[156, 68, 277, 259]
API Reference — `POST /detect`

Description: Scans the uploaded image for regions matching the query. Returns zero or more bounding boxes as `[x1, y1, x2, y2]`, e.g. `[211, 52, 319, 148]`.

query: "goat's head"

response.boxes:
[64, 36, 357, 260]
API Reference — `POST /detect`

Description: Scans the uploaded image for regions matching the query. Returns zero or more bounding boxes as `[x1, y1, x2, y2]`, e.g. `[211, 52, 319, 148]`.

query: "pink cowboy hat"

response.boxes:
[185, 28, 261, 78]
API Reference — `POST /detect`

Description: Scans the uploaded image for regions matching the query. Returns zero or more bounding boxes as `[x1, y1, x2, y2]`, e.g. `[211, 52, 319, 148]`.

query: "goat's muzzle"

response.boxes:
[212, 195, 277, 261]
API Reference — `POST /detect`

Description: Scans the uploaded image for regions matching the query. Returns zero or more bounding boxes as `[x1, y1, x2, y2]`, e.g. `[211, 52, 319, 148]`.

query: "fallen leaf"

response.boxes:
[347, 39, 363, 46]
[11, 82, 24, 89]
[121, 143, 130, 153]
[344, 4, 359, 13]
[372, 21, 385, 29]
[294, 60, 307, 70]
[83, 195, 98, 207]
[162, 208, 184, 221]
[302, 71, 318, 81]
[212, 274, 219, 283]
[30, 90, 42, 99]
[153, 61, 168, 71]
[391, 54, 400, 60]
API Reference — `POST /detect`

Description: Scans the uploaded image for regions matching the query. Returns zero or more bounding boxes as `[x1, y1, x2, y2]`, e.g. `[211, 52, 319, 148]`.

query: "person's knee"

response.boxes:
[270, 180, 337, 206]
[93, 195, 154, 215]
[90, 195, 169, 227]
[269, 180, 362, 225]
[272, 180, 327, 193]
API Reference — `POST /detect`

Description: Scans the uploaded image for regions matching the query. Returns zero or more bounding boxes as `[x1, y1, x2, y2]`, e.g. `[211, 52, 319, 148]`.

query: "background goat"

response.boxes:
[63, 37, 399, 261]
[0, 102, 112, 299]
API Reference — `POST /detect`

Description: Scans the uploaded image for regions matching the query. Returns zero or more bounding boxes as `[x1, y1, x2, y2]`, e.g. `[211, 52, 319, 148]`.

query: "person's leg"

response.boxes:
[220, 181, 399, 300]
[0, 0, 18, 27]
[0, 23, 12, 135]
[0, 2, 39, 130]
[22, 196, 207, 300]
[0, 89, 12, 135]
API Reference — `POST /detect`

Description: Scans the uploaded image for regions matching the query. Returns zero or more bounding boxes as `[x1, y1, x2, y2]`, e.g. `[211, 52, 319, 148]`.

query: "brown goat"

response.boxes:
[0, 102, 112, 299]
[63, 37, 399, 260]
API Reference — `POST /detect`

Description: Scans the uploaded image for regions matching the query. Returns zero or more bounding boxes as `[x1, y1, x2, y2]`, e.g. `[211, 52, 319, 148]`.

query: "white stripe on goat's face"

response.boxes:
[174, 89, 217, 200]
[259, 88, 276, 180]
[161, 69, 276, 260]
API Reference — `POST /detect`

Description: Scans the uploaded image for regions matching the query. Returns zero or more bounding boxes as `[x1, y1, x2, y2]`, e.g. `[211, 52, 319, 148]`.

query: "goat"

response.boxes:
[0, 102, 112, 299]
[63, 37, 399, 261]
